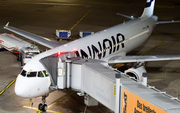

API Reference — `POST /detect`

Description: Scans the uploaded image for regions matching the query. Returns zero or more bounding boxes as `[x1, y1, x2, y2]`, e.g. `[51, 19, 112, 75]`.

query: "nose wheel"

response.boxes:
[38, 103, 47, 112]
[38, 96, 48, 112]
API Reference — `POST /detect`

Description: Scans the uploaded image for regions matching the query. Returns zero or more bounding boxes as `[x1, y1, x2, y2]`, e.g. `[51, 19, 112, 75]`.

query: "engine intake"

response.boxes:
[124, 66, 147, 81]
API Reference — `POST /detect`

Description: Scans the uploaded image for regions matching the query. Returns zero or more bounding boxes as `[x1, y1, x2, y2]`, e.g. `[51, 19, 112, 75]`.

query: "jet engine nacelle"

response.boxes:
[124, 66, 147, 81]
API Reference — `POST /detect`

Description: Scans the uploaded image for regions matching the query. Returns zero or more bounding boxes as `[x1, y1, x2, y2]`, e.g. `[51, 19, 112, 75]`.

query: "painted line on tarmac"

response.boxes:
[69, 6, 95, 31]
[23, 106, 62, 113]
[48, 91, 76, 108]
[0, 80, 15, 96]
[23, 91, 76, 112]
[5, 80, 15, 89]
[0, 90, 5, 95]
[57, 96, 83, 112]
[140, 36, 164, 56]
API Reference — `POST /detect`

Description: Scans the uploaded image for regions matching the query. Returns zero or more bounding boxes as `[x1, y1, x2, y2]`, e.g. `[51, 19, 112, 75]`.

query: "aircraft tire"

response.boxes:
[38, 103, 43, 111]
[42, 104, 47, 112]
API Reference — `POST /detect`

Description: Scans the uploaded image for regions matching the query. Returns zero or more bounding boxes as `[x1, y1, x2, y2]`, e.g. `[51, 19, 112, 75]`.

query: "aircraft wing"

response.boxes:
[4, 23, 61, 49]
[108, 55, 180, 64]
[0, 33, 31, 52]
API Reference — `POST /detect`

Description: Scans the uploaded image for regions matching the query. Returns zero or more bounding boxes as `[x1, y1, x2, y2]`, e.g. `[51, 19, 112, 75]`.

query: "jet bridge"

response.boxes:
[40, 53, 180, 113]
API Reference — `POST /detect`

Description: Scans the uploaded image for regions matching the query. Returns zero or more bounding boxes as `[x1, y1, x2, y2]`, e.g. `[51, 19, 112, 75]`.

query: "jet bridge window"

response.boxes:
[27, 72, 37, 77]
[38, 71, 44, 77]
[21, 70, 27, 77]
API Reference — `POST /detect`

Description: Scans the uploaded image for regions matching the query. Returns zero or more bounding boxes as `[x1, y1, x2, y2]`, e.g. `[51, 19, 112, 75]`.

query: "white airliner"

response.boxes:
[3, 0, 180, 111]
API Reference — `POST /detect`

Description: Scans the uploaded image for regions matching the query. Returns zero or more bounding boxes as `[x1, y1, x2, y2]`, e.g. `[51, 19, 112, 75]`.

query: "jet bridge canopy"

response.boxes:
[40, 55, 58, 86]
[39, 51, 78, 87]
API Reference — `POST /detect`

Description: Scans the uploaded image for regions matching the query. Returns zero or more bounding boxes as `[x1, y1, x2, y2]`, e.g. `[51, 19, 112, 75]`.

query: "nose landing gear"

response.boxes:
[38, 95, 48, 112]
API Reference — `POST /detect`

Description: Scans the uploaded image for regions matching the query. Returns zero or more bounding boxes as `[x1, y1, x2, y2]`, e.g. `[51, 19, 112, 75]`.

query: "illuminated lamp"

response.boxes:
[57, 52, 61, 56]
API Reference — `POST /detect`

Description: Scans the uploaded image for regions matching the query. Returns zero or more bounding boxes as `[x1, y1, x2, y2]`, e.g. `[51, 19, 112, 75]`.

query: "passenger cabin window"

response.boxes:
[27, 72, 37, 77]
[38, 71, 44, 77]
[21, 70, 27, 77]
[43, 70, 49, 77]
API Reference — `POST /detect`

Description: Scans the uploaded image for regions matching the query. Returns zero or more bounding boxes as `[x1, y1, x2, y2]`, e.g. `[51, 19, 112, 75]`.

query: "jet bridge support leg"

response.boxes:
[66, 60, 71, 89]
[84, 94, 98, 106]
[142, 73, 148, 86]
[115, 73, 121, 113]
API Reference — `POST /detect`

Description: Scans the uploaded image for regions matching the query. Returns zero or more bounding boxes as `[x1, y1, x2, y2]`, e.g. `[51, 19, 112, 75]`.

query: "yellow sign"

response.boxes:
[121, 88, 168, 113]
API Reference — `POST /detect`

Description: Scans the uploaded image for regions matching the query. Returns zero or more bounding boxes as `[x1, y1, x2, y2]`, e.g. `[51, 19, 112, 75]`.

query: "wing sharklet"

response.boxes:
[5, 22, 9, 27]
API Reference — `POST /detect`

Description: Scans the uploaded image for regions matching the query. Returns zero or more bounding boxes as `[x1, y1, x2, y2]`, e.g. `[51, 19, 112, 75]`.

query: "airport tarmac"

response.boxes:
[0, 0, 180, 112]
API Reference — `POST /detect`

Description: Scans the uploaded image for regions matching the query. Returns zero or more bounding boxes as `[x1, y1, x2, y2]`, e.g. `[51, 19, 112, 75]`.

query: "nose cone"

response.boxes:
[15, 75, 31, 98]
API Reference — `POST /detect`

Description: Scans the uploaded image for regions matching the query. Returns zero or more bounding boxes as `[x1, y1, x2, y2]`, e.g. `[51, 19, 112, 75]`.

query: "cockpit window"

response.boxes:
[43, 70, 49, 77]
[38, 71, 44, 77]
[21, 70, 27, 77]
[27, 72, 37, 77]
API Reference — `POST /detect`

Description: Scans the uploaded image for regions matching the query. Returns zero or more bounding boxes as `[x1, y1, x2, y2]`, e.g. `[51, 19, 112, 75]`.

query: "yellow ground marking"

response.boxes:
[0, 90, 5, 95]
[58, 39, 62, 42]
[84, 105, 87, 113]
[156, 6, 175, 8]
[5, 80, 15, 89]
[23, 106, 62, 113]
[69, 7, 95, 31]
[23, 91, 76, 112]
[140, 36, 164, 56]
[113, 64, 125, 69]
[58, 7, 94, 42]
[48, 91, 76, 108]
[0, 79, 16, 96]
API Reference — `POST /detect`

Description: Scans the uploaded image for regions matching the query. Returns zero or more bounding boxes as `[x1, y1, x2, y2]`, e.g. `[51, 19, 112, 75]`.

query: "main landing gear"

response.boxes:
[38, 95, 48, 112]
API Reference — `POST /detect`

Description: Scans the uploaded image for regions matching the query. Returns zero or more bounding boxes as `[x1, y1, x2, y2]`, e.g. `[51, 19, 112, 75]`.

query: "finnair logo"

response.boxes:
[145, 0, 154, 7]
[75, 33, 125, 59]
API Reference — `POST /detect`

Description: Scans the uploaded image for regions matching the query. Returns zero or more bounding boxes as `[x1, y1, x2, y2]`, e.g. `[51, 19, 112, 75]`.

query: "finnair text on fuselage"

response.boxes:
[76, 33, 125, 59]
